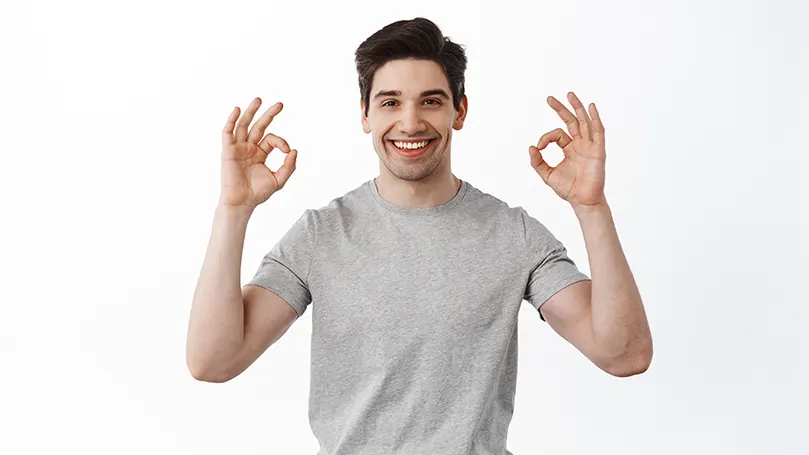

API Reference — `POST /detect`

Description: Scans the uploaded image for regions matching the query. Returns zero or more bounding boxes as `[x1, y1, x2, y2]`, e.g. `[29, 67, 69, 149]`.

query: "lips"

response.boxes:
[387, 139, 436, 158]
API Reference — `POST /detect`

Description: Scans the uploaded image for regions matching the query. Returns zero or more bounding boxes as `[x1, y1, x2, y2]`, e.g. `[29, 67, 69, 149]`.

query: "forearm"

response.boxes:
[573, 200, 652, 371]
[186, 203, 254, 378]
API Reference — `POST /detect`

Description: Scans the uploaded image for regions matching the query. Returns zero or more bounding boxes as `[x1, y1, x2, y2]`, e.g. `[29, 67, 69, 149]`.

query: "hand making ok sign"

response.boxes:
[529, 91, 607, 208]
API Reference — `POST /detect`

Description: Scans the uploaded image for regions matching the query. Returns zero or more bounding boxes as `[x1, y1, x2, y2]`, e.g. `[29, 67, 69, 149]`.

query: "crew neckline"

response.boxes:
[366, 177, 469, 217]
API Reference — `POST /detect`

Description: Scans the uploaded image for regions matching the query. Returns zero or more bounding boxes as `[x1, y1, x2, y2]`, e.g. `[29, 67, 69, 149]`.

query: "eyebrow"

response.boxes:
[372, 89, 451, 100]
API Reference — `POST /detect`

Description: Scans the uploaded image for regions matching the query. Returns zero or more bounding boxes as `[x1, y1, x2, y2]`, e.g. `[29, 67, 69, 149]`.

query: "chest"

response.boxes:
[307, 230, 527, 347]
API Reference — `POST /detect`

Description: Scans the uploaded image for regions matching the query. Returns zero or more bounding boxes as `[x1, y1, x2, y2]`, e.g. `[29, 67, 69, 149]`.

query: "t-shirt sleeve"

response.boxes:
[246, 209, 317, 318]
[520, 208, 590, 321]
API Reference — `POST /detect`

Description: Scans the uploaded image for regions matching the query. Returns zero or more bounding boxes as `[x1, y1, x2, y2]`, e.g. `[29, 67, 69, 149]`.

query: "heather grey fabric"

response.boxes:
[248, 178, 590, 455]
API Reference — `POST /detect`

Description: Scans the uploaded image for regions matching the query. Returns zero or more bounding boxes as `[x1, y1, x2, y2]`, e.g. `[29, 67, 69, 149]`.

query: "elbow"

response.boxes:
[603, 339, 654, 378]
[186, 352, 234, 383]
[188, 362, 233, 383]
[188, 365, 230, 383]
[606, 356, 651, 377]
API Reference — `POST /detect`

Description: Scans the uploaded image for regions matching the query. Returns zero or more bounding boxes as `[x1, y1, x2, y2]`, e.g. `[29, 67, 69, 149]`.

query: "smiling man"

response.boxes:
[361, 58, 464, 200]
[358, 35, 468, 209]
[187, 16, 653, 455]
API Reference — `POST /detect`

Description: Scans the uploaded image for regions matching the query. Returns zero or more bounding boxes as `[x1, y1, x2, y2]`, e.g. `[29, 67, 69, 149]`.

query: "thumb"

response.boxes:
[273, 148, 298, 190]
[529, 145, 553, 183]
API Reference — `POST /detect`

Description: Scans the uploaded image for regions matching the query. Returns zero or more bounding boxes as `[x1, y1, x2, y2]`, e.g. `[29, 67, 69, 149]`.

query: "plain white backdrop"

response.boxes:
[1, 0, 807, 453]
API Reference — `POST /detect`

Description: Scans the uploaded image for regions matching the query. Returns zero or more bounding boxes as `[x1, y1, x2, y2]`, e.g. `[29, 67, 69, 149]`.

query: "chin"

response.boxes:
[376, 137, 446, 178]
[384, 154, 443, 182]
[389, 167, 435, 182]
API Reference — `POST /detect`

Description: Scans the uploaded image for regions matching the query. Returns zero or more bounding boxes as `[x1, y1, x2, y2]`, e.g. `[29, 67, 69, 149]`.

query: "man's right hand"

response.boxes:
[220, 97, 298, 209]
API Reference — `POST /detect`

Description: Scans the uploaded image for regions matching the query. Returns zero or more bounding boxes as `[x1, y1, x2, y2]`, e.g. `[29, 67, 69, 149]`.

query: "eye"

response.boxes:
[382, 100, 397, 107]
[424, 99, 442, 105]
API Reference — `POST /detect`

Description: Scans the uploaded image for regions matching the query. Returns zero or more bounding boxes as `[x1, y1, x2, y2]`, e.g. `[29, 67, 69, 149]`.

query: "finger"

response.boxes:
[222, 106, 240, 147]
[257, 133, 292, 158]
[588, 102, 605, 144]
[536, 128, 573, 153]
[529, 145, 553, 183]
[567, 92, 592, 141]
[248, 102, 284, 144]
[547, 96, 581, 139]
[235, 97, 262, 143]
[273, 149, 298, 190]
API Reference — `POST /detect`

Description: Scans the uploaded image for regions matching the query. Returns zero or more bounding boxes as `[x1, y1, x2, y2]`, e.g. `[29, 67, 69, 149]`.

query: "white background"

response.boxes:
[2, 0, 807, 453]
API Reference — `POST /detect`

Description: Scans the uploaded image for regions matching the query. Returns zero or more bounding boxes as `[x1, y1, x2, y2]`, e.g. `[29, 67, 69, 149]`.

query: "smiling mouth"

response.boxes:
[388, 139, 435, 152]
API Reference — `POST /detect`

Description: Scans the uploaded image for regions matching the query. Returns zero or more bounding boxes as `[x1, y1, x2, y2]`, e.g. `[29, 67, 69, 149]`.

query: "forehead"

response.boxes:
[371, 58, 450, 95]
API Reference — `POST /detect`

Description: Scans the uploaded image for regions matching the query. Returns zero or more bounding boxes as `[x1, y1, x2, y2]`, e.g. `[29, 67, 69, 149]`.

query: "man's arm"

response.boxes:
[540, 201, 652, 377]
[187, 97, 302, 382]
[528, 92, 652, 377]
[186, 204, 299, 383]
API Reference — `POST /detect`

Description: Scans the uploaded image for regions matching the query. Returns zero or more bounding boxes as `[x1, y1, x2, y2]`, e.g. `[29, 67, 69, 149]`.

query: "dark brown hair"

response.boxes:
[355, 17, 468, 116]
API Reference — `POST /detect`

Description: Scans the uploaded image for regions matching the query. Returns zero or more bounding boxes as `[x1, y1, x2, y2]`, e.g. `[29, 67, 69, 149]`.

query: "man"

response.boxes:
[186, 17, 652, 455]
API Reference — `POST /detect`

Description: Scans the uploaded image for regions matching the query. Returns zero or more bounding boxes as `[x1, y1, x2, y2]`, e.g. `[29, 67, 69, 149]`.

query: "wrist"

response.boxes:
[571, 199, 610, 220]
[215, 200, 255, 221]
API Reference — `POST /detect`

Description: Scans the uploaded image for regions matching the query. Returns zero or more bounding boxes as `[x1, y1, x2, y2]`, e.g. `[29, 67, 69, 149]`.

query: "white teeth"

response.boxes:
[393, 140, 431, 150]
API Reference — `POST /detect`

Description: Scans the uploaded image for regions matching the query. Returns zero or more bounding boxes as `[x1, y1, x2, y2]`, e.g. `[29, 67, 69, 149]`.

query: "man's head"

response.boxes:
[355, 18, 468, 182]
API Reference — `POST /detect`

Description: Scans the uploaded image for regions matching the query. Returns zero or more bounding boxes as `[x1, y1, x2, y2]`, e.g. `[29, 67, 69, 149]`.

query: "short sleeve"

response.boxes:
[246, 209, 317, 317]
[520, 208, 590, 321]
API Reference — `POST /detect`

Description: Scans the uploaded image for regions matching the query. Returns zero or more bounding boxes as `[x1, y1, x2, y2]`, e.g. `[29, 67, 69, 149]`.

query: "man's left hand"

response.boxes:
[529, 91, 607, 208]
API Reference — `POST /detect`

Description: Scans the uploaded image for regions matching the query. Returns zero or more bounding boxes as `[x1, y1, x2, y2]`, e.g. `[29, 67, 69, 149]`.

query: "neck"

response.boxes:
[374, 171, 461, 209]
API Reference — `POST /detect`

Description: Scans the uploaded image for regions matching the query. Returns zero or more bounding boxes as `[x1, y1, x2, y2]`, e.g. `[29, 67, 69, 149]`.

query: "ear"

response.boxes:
[453, 95, 469, 131]
[361, 98, 371, 134]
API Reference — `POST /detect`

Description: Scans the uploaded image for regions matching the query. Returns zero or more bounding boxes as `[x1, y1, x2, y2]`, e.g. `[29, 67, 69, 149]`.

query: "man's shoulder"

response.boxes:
[281, 179, 372, 237]
[305, 178, 371, 218]
[461, 180, 535, 223]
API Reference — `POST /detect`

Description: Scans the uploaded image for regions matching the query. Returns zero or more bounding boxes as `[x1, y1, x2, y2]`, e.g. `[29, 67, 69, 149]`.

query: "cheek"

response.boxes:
[430, 113, 455, 132]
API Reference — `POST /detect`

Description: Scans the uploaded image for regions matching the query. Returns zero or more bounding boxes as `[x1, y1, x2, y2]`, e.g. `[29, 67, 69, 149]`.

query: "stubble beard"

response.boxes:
[377, 136, 447, 182]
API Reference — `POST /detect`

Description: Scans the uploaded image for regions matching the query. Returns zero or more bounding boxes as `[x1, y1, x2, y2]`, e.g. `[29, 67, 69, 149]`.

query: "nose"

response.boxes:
[398, 104, 426, 135]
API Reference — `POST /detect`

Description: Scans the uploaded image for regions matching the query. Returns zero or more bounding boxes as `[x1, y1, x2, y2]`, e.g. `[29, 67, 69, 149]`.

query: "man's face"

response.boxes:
[361, 58, 467, 182]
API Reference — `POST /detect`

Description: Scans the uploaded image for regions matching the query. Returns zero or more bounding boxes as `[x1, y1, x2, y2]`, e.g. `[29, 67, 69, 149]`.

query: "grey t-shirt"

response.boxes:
[247, 178, 590, 455]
